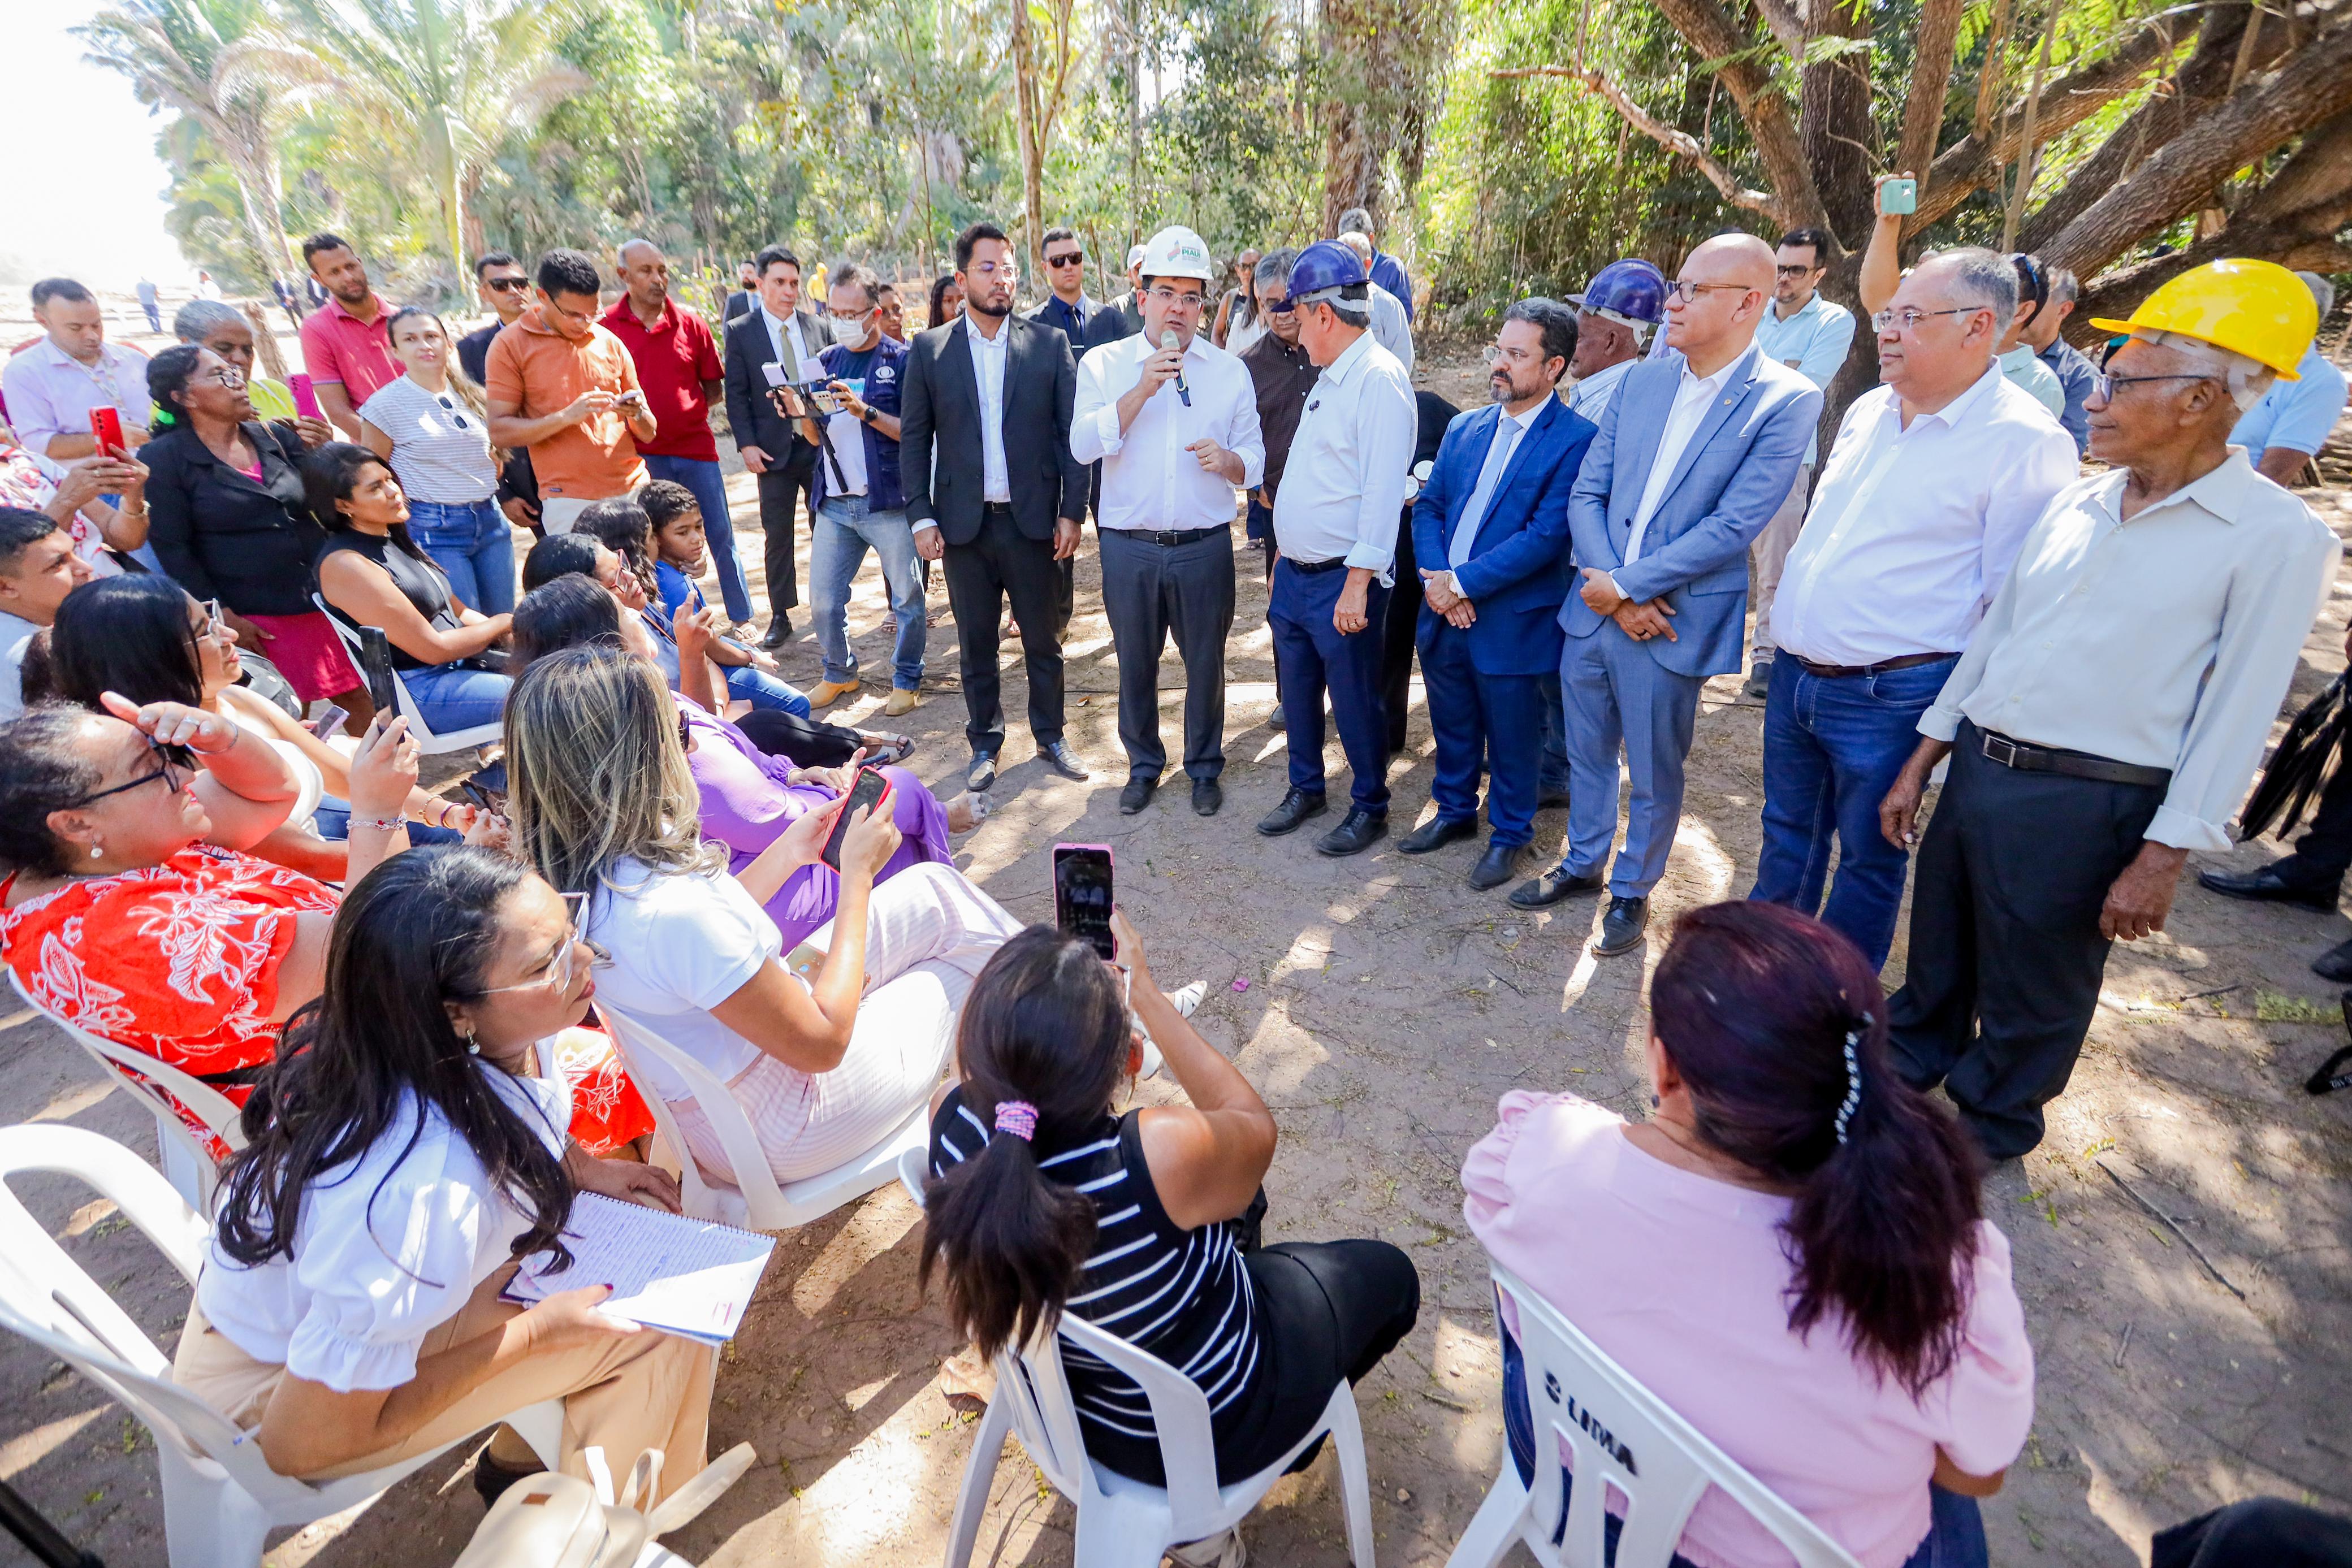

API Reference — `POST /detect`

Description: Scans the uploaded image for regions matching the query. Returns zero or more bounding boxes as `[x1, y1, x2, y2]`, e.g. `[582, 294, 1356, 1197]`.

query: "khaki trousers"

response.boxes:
[172, 1266, 717, 1502]
[1748, 462, 1813, 657]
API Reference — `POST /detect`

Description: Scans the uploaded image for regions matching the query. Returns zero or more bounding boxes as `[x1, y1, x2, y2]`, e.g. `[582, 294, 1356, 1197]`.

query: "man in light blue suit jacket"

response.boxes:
[1512, 235, 1822, 956]
[1404, 299, 1598, 890]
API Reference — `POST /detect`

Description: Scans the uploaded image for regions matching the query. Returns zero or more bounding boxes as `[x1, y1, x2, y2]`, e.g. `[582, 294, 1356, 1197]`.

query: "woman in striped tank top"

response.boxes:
[920, 913, 1419, 1560]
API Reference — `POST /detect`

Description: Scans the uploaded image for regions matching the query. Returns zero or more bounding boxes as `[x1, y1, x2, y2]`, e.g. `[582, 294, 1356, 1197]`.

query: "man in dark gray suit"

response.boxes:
[722, 245, 833, 647]
[902, 221, 1093, 793]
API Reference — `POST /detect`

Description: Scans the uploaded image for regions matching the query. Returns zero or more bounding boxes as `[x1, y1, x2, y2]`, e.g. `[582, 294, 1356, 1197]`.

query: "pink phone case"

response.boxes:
[288, 374, 323, 420]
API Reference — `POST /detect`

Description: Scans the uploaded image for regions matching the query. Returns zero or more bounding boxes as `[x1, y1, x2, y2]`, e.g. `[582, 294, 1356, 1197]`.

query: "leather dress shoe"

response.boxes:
[1316, 809, 1387, 857]
[2196, 862, 2338, 910]
[1398, 815, 1479, 855]
[2314, 937, 2352, 983]
[1470, 842, 1524, 891]
[759, 613, 794, 650]
[1119, 776, 1158, 815]
[1592, 895, 1650, 956]
[966, 753, 998, 792]
[1267, 703, 1286, 733]
[1741, 659, 1772, 700]
[1192, 777, 1223, 816]
[1256, 787, 1328, 837]
[1040, 740, 1090, 781]
[1508, 867, 1605, 909]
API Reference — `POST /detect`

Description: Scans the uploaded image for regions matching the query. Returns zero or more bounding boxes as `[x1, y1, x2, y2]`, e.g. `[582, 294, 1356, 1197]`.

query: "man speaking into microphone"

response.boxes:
[1073, 224, 1265, 817]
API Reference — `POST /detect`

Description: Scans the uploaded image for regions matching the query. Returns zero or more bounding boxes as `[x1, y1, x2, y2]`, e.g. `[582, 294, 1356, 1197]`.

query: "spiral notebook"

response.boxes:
[502, 1193, 777, 1346]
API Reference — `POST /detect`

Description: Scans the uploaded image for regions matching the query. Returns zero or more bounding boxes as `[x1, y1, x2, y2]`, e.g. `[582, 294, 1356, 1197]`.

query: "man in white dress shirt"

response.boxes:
[1879, 258, 2340, 1160]
[1073, 226, 1265, 818]
[1338, 232, 1415, 376]
[1752, 248, 2076, 970]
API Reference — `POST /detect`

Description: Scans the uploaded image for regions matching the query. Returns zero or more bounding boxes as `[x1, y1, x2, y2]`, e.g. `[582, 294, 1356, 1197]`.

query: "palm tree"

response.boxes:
[77, 0, 305, 287]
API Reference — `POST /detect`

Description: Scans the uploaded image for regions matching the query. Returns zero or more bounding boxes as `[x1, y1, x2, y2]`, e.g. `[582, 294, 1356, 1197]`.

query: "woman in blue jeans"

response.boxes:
[309, 443, 514, 736]
[358, 308, 517, 616]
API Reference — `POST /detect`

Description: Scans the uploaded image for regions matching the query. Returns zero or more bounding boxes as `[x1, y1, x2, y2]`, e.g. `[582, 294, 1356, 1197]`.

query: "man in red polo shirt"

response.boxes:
[296, 231, 399, 438]
[600, 238, 753, 626]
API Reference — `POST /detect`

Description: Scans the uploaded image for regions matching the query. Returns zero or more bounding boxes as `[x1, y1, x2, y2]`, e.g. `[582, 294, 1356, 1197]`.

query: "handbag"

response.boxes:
[453, 1441, 755, 1568]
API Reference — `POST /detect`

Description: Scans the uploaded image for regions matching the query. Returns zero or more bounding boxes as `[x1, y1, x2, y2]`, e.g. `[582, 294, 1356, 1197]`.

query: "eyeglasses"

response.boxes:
[201, 366, 247, 389]
[1144, 287, 1207, 309]
[1869, 306, 1979, 333]
[827, 306, 877, 326]
[73, 738, 197, 807]
[1260, 297, 1297, 315]
[1775, 263, 1821, 278]
[478, 891, 612, 996]
[2091, 372, 2215, 401]
[1667, 281, 1754, 305]
[1046, 251, 1084, 268]
[194, 597, 235, 646]
[485, 276, 531, 293]
[1481, 345, 1540, 366]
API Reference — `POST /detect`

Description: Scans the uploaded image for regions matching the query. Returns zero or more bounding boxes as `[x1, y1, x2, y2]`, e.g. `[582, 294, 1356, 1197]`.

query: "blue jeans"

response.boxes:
[643, 454, 754, 624]
[723, 662, 811, 716]
[810, 495, 926, 690]
[405, 498, 516, 617]
[1750, 654, 1957, 970]
[397, 662, 512, 735]
[1500, 1327, 1984, 1567]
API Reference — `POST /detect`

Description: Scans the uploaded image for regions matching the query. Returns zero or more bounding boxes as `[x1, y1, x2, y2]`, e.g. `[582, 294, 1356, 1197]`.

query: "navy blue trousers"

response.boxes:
[1419, 620, 1546, 847]
[1269, 560, 1391, 813]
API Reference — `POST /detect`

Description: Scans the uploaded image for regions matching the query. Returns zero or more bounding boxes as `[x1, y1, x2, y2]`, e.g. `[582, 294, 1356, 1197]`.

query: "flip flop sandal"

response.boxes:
[860, 732, 917, 766]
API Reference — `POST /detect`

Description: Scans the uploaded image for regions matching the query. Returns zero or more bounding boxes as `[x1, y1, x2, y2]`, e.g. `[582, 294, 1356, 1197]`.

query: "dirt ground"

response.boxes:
[2, 324, 2349, 1568]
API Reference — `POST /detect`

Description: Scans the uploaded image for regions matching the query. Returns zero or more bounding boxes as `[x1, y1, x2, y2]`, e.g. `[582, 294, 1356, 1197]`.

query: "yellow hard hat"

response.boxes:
[2089, 257, 2317, 380]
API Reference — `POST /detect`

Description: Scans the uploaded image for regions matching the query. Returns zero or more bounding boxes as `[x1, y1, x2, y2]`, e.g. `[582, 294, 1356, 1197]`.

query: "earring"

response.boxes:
[460, 1025, 481, 1057]
[1649, 1093, 1661, 1109]
[89, 842, 103, 860]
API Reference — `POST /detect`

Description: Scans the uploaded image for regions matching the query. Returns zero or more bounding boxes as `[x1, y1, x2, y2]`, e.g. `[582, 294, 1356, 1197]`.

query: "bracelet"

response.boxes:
[353, 813, 407, 834]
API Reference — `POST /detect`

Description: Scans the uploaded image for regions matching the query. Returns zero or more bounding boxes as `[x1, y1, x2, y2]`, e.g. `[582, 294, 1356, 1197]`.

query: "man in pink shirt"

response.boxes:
[296, 232, 399, 439]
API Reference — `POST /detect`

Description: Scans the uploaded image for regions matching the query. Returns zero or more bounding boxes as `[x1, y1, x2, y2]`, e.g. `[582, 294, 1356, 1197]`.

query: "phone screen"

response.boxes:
[1054, 845, 1116, 959]
[356, 626, 399, 714]
[308, 703, 348, 739]
[822, 767, 891, 872]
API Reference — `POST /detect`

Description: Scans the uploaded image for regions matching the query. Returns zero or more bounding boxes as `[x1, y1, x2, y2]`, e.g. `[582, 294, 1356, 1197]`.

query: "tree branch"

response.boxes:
[1646, 0, 1828, 226]
[1750, 0, 1808, 58]
[1491, 64, 1782, 218]
[1897, 0, 1965, 179]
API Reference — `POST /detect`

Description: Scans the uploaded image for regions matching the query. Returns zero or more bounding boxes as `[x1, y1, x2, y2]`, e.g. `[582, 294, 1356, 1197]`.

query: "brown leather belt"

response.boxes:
[1788, 651, 1959, 679]
[1975, 727, 2173, 789]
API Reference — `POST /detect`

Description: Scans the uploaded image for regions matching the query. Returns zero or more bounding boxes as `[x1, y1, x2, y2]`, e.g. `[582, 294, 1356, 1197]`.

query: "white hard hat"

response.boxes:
[1140, 226, 1216, 284]
[1125, 242, 1148, 271]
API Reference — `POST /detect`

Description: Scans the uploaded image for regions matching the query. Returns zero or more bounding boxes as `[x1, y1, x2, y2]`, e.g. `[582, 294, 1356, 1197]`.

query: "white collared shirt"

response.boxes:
[1772, 365, 2078, 666]
[1368, 283, 1415, 375]
[1270, 331, 1417, 580]
[966, 316, 1013, 503]
[1, 338, 153, 457]
[1624, 346, 1748, 562]
[759, 306, 810, 378]
[1567, 357, 1638, 423]
[1073, 331, 1265, 531]
[1921, 450, 2340, 850]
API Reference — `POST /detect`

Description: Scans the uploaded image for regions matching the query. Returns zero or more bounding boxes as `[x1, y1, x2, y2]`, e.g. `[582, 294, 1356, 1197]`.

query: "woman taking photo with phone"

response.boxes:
[358, 308, 516, 617]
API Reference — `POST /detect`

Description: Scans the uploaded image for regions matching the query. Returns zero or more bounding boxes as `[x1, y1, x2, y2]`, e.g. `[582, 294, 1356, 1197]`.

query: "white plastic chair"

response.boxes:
[8, 971, 244, 1212]
[898, 1148, 1377, 1567]
[1445, 1263, 1863, 1568]
[0, 1123, 561, 1568]
[594, 1001, 928, 1232]
[312, 593, 504, 754]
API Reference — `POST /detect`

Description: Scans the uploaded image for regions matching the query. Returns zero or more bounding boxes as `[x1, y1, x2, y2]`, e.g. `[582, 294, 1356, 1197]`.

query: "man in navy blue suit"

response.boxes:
[1403, 299, 1597, 890]
[1514, 233, 1822, 956]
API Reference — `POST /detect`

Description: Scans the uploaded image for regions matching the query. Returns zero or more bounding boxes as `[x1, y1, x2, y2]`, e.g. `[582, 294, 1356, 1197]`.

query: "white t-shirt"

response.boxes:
[586, 857, 781, 1102]
[358, 375, 499, 504]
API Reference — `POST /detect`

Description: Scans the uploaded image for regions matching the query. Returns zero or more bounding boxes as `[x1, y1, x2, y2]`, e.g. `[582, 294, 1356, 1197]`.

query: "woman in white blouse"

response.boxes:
[358, 308, 515, 615]
[177, 844, 716, 1506]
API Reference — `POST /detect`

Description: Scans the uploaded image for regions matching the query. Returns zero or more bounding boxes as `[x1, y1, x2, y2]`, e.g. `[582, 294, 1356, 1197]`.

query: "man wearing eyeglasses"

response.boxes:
[0, 506, 96, 718]
[1750, 249, 2075, 971]
[1071, 226, 1264, 818]
[484, 249, 658, 536]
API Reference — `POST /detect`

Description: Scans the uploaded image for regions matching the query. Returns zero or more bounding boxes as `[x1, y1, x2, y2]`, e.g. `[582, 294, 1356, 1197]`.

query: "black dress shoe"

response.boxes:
[1040, 739, 1090, 781]
[1267, 703, 1286, 733]
[1508, 867, 1605, 909]
[1192, 777, 1223, 816]
[2315, 937, 2352, 983]
[966, 753, 997, 792]
[1592, 895, 1649, 956]
[759, 613, 794, 650]
[1470, 842, 1524, 891]
[1398, 815, 1479, 855]
[2196, 863, 2338, 909]
[1316, 809, 1388, 857]
[1256, 787, 1328, 836]
[1119, 776, 1158, 815]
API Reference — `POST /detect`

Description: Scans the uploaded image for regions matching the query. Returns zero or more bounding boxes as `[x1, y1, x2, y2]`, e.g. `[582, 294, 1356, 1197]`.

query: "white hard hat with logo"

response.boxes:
[1142, 226, 1217, 284]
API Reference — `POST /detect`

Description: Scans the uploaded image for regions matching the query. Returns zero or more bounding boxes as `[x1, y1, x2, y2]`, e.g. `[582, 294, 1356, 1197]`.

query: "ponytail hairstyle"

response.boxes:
[1648, 901, 1983, 1398]
[213, 846, 576, 1274]
[918, 926, 1134, 1359]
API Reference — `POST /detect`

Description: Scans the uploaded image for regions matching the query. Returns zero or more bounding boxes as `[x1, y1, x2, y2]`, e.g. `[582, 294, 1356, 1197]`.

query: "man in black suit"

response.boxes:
[902, 220, 1092, 793]
[721, 245, 834, 647]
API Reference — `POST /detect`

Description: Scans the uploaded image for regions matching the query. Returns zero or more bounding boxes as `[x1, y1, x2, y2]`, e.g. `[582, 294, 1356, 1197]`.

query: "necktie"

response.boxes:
[1449, 418, 1524, 567]
[773, 315, 800, 378]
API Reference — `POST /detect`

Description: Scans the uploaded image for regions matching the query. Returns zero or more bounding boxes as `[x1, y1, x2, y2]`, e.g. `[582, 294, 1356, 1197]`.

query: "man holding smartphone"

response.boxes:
[721, 246, 835, 648]
[485, 249, 656, 535]
[3, 279, 152, 462]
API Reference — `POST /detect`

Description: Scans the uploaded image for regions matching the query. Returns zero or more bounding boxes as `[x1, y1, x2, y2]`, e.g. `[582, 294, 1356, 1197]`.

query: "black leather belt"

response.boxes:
[1977, 728, 2172, 789]
[1791, 651, 1958, 679]
[1121, 527, 1225, 547]
[1282, 556, 1346, 575]
[981, 501, 1015, 517]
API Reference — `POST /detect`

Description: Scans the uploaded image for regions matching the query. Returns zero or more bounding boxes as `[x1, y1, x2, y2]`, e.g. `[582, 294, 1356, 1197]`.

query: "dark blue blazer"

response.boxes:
[1411, 397, 1598, 677]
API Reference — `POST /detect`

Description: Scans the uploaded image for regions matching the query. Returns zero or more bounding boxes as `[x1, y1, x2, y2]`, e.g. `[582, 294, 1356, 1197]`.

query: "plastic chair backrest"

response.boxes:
[1491, 1263, 1864, 1568]
[593, 1003, 784, 1227]
[312, 593, 503, 754]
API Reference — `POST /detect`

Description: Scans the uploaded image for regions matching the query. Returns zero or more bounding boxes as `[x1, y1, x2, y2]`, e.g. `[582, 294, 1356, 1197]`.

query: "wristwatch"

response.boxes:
[859, 404, 877, 425]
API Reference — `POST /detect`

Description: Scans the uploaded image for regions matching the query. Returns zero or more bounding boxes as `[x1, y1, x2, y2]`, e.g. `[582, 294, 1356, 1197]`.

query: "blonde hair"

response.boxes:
[504, 644, 724, 896]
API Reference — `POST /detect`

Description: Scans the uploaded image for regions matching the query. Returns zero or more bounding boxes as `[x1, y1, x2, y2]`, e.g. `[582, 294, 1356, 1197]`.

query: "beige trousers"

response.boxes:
[172, 1266, 717, 1502]
[1748, 462, 1813, 657]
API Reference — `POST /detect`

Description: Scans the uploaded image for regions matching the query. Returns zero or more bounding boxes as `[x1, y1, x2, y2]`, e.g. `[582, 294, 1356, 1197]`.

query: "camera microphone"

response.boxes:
[1162, 329, 1192, 408]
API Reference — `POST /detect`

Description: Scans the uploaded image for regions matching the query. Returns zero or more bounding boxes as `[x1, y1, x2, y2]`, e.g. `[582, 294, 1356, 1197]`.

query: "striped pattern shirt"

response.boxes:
[930, 1088, 1264, 1442]
[358, 376, 499, 504]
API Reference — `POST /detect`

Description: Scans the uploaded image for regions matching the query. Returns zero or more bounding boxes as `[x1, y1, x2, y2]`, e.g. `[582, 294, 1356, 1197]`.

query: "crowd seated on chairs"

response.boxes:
[178, 845, 712, 1508]
[1461, 899, 2033, 1568]
[919, 915, 1420, 1504]
[503, 643, 1021, 1188]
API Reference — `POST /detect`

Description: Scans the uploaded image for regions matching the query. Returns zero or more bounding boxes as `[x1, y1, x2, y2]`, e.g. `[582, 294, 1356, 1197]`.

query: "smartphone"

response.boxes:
[356, 626, 399, 714]
[458, 758, 508, 815]
[88, 406, 124, 456]
[1053, 844, 1116, 960]
[307, 701, 348, 739]
[822, 766, 893, 872]
[288, 373, 323, 421]
[1880, 177, 1918, 215]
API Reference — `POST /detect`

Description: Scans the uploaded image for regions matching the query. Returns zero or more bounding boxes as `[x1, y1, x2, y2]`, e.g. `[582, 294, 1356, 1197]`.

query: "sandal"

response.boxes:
[859, 731, 917, 766]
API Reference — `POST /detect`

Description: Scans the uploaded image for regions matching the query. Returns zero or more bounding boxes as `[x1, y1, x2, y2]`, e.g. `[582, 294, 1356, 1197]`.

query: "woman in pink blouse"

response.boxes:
[1462, 900, 2032, 1568]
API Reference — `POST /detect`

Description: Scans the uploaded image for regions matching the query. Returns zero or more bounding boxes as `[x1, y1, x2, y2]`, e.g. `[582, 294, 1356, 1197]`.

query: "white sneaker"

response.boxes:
[1168, 981, 1206, 1016]
[1166, 1528, 1246, 1568]
[1132, 982, 1205, 1080]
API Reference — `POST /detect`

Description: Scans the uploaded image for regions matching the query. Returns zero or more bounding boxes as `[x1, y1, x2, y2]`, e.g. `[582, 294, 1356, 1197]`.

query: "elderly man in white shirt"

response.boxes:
[1878, 261, 2341, 1161]
[1339, 232, 1415, 376]
[1073, 226, 1265, 819]
[1751, 248, 2077, 970]
[1256, 242, 1417, 857]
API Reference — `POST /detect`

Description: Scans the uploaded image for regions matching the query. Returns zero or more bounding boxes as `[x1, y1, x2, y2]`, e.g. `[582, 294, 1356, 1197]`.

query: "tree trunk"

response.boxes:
[1011, 0, 1046, 275]
[1801, 0, 1876, 245]
[1897, 0, 1965, 188]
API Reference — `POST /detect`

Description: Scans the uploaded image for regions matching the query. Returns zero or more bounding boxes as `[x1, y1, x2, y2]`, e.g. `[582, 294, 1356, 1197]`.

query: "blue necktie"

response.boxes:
[1449, 418, 1524, 567]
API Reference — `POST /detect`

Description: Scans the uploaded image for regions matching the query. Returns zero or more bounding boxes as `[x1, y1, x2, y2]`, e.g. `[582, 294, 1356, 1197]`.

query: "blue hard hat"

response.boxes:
[1568, 259, 1668, 326]
[1287, 240, 1369, 306]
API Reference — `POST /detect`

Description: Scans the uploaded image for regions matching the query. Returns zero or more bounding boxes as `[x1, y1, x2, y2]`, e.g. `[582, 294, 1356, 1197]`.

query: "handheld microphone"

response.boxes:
[1161, 329, 1192, 408]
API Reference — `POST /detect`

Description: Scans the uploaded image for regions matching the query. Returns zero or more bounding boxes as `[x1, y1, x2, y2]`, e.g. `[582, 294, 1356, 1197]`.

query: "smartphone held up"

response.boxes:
[1054, 844, 1116, 960]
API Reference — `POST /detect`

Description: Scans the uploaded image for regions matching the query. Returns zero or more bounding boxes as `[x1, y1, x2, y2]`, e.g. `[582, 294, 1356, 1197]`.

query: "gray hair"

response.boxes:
[1338, 206, 1374, 239]
[2138, 329, 2278, 412]
[2299, 270, 2337, 319]
[1325, 300, 1373, 328]
[829, 262, 882, 308]
[172, 298, 247, 343]
[615, 236, 661, 267]
[1255, 247, 1299, 297]
[1920, 247, 2018, 324]
[2046, 266, 2079, 307]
